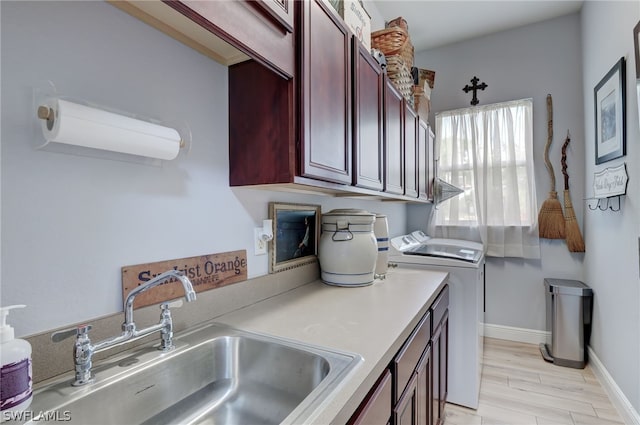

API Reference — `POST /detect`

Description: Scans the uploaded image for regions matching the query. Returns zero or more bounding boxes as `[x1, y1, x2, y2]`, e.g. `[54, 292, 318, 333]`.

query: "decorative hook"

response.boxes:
[609, 196, 621, 212]
[599, 198, 608, 211]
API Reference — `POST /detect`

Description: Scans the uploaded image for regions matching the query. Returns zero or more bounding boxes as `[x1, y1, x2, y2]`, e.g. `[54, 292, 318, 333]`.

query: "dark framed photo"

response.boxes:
[594, 57, 626, 165]
[268, 202, 321, 273]
[634, 21, 640, 79]
[634, 21, 640, 130]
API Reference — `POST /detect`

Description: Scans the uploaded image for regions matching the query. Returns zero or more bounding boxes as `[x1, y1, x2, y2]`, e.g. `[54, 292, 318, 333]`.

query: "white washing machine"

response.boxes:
[389, 230, 485, 410]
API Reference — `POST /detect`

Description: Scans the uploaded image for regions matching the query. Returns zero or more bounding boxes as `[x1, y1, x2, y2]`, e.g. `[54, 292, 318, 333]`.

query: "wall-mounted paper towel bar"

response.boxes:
[36, 97, 188, 162]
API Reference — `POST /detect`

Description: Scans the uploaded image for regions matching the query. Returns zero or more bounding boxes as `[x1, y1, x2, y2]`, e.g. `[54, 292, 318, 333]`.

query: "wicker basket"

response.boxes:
[371, 26, 414, 70]
[386, 55, 414, 107]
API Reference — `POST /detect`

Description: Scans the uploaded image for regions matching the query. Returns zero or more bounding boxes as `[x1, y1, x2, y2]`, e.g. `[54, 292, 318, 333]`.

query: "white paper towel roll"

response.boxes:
[40, 99, 181, 160]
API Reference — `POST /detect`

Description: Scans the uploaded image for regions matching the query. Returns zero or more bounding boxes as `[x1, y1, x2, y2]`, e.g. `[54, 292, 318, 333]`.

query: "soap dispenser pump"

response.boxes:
[0, 305, 33, 413]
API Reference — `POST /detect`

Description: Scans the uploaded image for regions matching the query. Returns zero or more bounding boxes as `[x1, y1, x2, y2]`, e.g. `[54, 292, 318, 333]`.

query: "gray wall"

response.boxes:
[581, 1, 640, 413]
[411, 3, 640, 414]
[412, 13, 586, 332]
[0, 1, 406, 338]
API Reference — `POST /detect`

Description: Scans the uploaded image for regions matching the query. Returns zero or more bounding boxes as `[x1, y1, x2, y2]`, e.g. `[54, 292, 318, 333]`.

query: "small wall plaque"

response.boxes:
[592, 163, 628, 198]
[122, 250, 247, 309]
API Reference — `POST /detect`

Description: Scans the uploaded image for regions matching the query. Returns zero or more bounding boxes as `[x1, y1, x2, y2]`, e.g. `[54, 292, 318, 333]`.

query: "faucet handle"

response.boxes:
[51, 324, 92, 343]
[160, 299, 183, 310]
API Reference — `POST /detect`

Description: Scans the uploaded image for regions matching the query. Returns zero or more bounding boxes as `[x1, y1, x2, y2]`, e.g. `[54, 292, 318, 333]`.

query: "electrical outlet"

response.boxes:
[255, 228, 267, 256]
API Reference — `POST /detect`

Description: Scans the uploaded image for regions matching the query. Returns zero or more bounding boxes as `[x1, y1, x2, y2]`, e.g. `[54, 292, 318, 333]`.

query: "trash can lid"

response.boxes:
[544, 278, 593, 296]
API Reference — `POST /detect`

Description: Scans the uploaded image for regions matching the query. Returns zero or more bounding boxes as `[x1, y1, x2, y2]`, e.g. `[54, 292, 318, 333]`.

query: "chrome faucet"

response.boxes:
[52, 270, 197, 386]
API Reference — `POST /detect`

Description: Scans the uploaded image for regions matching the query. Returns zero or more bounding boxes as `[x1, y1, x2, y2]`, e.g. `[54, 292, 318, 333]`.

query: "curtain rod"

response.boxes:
[435, 97, 534, 117]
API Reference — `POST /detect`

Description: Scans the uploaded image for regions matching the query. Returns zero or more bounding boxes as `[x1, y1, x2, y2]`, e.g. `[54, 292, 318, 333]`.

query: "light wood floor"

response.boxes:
[444, 338, 624, 425]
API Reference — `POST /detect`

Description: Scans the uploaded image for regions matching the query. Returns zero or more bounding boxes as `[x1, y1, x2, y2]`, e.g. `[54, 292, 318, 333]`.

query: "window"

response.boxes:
[434, 98, 540, 258]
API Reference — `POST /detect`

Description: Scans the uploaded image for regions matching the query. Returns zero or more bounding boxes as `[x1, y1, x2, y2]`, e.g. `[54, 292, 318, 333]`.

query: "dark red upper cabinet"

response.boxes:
[221, 0, 434, 202]
[353, 38, 384, 191]
[298, 0, 352, 184]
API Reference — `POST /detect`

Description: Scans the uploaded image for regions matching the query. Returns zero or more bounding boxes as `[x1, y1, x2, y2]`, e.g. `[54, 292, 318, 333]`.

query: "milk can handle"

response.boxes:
[332, 219, 353, 241]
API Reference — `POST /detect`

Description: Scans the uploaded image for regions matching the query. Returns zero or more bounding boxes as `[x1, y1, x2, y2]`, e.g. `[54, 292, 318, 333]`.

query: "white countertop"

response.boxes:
[216, 267, 449, 424]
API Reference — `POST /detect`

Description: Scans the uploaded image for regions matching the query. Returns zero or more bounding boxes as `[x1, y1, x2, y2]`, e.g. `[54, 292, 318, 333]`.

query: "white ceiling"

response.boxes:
[370, 1, 584, 52]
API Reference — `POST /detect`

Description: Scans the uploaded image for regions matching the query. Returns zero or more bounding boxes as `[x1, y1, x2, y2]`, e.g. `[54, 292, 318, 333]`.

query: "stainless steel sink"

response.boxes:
[27, 323, 361, 424]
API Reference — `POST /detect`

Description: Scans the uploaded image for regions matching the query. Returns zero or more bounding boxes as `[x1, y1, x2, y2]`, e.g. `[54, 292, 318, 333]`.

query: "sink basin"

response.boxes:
[27, 323, 361, 424]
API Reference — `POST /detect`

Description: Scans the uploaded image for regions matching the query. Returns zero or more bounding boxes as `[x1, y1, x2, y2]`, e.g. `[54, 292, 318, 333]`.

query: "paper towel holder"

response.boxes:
[33, 81, 191, 166]
[37, 105, 55, 130]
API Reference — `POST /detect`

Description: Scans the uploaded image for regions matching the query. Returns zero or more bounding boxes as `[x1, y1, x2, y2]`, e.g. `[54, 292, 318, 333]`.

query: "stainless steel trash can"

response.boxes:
[539, 278, 593, 368]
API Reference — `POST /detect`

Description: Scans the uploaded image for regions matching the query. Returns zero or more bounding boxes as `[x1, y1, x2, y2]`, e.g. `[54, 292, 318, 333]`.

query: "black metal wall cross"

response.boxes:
[462, 76, 487, 106]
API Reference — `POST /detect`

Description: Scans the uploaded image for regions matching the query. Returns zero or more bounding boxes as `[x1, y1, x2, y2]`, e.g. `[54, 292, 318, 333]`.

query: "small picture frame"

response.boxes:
[594, 57, 626, 165]
[634, 21, 640, 79]
[633, 21, 640, 130]
[268, 202, 321, 273]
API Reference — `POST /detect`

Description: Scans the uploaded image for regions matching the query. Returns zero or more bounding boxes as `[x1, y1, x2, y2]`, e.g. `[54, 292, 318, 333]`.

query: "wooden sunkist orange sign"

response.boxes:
[122, 250, 247, 309]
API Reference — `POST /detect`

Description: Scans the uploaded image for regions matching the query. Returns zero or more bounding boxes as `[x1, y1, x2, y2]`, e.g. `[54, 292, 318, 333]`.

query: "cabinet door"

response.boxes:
[404, 103, 418, 198]
[417, 118, 429, 201]
[299, 0, 352, 184]
[427, 126, 436, 201]
[431, 325, 441, 425]
[254, 0, 294, 33]
[353, 38, 384, 190]
[440, 312, 449, 416]
[349, 369, 392, 425]
[392, 311, 431, 405]
[416, 345, 432, 425]
[384, 77, 404, 195]
[394, 373, 418, 425]
[431, 314, 448, 425]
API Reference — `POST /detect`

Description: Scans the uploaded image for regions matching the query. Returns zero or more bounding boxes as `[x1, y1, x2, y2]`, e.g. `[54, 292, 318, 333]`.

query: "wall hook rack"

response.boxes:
[586, 196, 621, 212]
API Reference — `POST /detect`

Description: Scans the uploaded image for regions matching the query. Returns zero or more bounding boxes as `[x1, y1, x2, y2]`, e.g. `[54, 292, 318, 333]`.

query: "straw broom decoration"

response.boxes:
[538, 94, 566, 239]
[561, 131, 585, 252]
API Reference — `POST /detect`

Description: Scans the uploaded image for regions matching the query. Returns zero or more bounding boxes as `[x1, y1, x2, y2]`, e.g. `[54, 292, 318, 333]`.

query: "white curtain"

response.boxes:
[433, 98, 540, 259]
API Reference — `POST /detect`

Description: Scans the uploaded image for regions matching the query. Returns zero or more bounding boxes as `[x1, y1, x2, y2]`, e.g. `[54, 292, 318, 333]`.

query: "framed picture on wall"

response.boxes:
[634, 21, 640, 79]
[268, 202, 321, 273]
[634, 21, 640, 130]
[594, 57, 626, 165]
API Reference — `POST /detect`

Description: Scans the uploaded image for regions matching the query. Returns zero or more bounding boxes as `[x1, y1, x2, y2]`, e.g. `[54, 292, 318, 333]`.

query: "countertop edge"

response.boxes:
[329, 299, 435, 424]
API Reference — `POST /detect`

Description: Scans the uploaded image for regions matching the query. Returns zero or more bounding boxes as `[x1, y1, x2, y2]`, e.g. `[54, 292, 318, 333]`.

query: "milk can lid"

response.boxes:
[322, 209, 375, 224]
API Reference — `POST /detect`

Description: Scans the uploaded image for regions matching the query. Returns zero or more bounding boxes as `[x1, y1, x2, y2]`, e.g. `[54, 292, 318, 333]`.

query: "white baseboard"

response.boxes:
[483, 323, 640, 425]
[483, 323, 548, 345]
[587, 347, 640, 425]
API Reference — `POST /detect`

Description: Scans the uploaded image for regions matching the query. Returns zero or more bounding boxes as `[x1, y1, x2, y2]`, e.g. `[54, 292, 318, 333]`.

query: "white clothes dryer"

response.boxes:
[389, 231, 485, 410]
